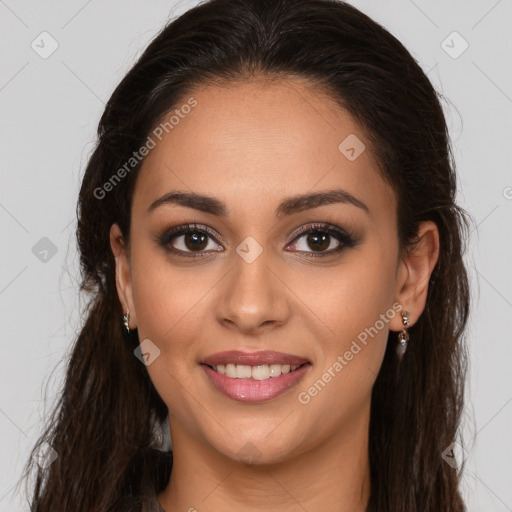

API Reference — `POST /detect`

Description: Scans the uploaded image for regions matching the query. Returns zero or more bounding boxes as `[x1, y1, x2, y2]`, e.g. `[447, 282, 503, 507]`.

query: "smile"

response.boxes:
[201, 361, 312, 403]
[207, 363, 306, 380]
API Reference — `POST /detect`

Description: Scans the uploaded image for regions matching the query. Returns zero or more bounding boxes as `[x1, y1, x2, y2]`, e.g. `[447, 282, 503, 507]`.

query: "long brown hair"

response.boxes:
[20, 0, 471, 510]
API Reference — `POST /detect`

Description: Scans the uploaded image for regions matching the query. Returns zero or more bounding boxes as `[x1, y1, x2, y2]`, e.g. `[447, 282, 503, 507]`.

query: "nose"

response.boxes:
[215, 249, 292, 335]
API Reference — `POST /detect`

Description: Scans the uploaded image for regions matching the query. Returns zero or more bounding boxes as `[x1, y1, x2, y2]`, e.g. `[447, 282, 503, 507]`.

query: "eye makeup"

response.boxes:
[155, 220, 360, 259]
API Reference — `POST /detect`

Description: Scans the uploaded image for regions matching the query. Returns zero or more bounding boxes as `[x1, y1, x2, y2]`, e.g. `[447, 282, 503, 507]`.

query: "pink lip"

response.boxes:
[201, 350, 309, 367]
[201, 362, 312, 403]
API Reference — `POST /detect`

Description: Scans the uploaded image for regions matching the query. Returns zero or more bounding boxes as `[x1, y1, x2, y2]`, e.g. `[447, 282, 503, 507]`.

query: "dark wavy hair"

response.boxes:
[19, 0, 471, 510]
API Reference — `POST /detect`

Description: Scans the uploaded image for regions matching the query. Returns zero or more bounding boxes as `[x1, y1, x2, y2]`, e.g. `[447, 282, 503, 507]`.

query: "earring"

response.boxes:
[397, 310, 410, 361]
[122, 308, 131, 334]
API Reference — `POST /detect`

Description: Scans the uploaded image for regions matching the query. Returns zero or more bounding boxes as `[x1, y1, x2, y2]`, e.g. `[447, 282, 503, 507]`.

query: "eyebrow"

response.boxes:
[147, 188, 369, 217]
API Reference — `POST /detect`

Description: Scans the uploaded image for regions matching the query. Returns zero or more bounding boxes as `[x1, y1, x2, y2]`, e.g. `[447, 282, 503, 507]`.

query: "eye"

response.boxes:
[286, 223, 356, 257]
[158, 223, 223, 257]
[158, 222, 357, 259]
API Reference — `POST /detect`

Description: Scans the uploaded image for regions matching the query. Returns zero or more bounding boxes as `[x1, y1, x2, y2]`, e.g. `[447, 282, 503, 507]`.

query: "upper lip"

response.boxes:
[201, 350, 310, 367]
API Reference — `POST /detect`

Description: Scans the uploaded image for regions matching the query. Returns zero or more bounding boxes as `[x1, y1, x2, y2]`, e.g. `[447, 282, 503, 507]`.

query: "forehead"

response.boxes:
[132, 78, 395, 222]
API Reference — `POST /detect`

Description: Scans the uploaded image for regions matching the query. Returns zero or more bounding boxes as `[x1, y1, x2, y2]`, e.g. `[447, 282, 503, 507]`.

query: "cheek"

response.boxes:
[294, 248, 397, 346]
[292, 289, 391, 441]
[129, 248, 215, 398]
[129, 253, 211, 425]
[291, 246, 397, 402]
[130, 243, 215, 342]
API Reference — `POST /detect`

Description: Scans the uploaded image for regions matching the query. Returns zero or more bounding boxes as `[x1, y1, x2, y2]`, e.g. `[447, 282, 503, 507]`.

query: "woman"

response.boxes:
[22, 0, 471, 510]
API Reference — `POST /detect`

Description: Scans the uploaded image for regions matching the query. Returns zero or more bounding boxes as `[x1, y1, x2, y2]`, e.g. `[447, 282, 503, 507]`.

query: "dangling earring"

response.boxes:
[123, 308, 131, 334]
[397, 310, 410, 361]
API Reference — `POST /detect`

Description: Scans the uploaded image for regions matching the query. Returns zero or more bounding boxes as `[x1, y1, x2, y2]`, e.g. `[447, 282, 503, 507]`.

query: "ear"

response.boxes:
[389, 220, 440, 332]
[110, 223, 137, 330]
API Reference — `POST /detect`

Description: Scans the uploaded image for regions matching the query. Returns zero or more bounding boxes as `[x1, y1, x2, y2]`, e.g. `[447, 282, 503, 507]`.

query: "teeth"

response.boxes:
[213, 363, 302, 380]
[236, 364, 252, 379]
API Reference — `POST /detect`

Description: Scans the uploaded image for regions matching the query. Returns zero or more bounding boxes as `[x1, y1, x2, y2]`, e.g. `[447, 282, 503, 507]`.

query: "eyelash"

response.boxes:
[157, 222, 357, 259]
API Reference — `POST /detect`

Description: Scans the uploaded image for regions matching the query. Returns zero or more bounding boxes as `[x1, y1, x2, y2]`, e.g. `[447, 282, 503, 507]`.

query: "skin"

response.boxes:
[110, 77, 439, 512]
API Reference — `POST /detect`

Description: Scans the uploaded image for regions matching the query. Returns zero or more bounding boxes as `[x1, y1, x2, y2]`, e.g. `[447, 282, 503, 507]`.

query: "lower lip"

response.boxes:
[201, 363, 312, 403]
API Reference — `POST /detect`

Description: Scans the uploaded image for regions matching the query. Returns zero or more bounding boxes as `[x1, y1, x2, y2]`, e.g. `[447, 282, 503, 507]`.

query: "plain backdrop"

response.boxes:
[0, 0, 511, 510]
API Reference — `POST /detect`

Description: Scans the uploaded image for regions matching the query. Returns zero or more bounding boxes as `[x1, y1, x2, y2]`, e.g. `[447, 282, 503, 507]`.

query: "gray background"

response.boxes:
[1, 0, 511, 510]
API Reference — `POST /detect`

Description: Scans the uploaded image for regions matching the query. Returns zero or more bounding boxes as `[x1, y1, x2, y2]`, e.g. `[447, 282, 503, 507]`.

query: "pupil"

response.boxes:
[308, 232, 329, 252]
[185, 232, 207, 251]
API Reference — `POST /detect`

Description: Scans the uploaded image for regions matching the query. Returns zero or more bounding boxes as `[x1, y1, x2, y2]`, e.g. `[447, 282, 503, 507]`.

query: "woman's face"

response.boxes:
[112, 78, 410, 464]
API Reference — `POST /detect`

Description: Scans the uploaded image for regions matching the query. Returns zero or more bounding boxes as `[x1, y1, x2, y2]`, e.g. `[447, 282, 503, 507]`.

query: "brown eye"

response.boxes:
[169, 230, 222, 253]
[286, 223, 356, 257]
[183, 232, 209, 251]
[158, 224, 224, 257]
[291, 230, 342, 253]
[305, 232, 332, 252]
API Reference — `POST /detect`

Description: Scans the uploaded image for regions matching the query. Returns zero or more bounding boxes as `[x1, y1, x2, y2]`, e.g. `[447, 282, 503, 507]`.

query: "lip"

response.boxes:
[201, 362, 312, 403]
[201, 350, 310, 367]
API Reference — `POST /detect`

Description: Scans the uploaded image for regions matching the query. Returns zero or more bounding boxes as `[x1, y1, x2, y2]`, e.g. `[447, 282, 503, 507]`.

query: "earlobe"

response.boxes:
[109, 223, 137, 329]
[390, 221, 440, 332]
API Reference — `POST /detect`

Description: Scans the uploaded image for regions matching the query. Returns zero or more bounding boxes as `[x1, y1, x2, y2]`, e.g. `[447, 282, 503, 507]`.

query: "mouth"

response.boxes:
[199, 351, 312, 403]
[202, 362, 311, 380]
[200, 349, 310, 368]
